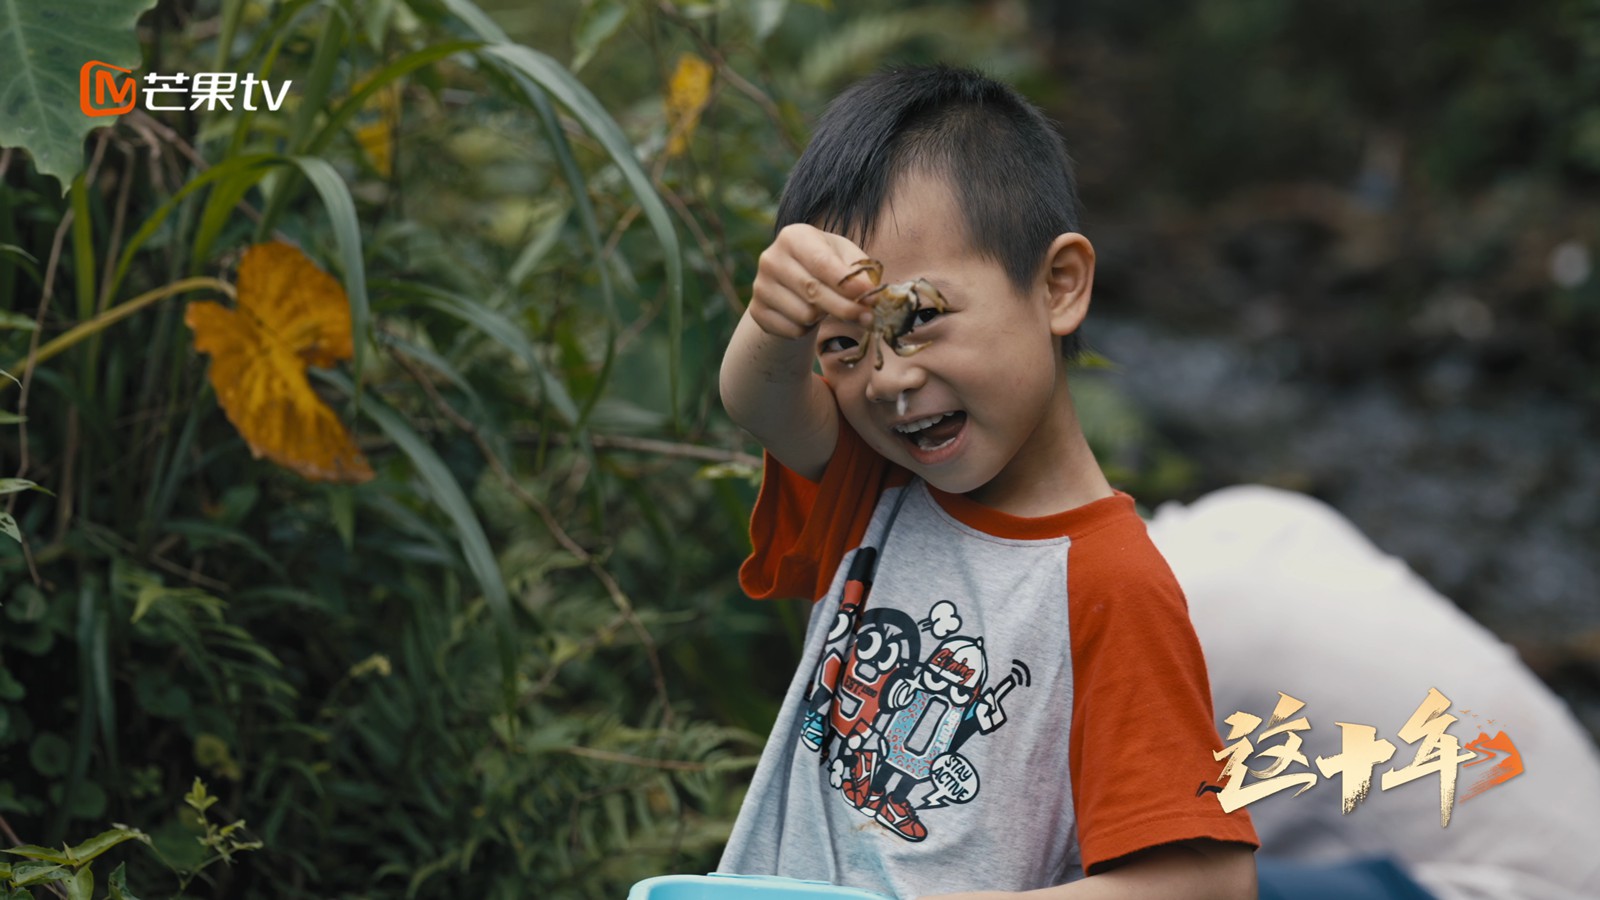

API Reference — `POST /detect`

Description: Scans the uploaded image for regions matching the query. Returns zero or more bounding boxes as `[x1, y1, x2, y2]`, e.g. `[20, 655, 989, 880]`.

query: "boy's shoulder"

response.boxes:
[1055, 495, 1190, 604]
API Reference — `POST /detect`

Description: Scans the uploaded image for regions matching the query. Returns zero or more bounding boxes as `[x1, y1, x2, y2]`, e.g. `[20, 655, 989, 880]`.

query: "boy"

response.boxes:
[717, 65, 1259, 899]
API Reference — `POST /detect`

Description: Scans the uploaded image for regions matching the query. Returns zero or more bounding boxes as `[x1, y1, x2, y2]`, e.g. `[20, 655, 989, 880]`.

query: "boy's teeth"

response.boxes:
[895, 413, 948, 434]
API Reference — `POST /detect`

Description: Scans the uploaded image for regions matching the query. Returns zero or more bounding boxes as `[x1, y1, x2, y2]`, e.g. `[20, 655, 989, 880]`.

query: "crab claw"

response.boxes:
[910, 278, 948, 311]
[890, 339, 931, 358]
[840, 341, 869, 368]
[839, 258, 884, 289]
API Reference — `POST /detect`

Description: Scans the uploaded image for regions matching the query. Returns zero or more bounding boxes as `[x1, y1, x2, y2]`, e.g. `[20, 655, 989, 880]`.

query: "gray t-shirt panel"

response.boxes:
[720, 482, 1086, 898]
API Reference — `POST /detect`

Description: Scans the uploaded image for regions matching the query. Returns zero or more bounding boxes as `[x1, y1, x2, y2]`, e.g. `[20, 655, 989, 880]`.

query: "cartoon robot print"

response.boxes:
[800, 598, 1030, 843]
[801, 587, 867, 754]
[802, 548, 885, 756]
[803, 600, 922, 806]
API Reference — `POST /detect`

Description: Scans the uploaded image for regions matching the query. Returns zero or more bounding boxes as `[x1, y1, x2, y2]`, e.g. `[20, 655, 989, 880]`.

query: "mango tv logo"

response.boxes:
[78, 61, 292, 117]
[80, 61, 137, 117]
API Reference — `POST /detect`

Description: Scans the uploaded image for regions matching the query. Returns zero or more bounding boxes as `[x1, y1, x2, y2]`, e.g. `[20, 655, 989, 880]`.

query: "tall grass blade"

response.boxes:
[318, 371, 518, 702]
[481, 44, 683, 428]
[288, 156, 370, 408]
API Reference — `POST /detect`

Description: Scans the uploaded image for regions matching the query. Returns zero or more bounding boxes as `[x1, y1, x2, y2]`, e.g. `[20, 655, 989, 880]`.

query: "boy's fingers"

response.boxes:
[748, 279, 810, 335]
[765, 225, 874, 324]
[817, 232, 874, 295]
[765, 289, 827, 333]
[753, 270, 850, 338]
[779, 225, 869, 294]
[774, 255, 870, 325]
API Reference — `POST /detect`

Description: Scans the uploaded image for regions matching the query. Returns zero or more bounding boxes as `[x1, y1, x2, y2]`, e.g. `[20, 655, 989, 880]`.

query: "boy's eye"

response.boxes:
[820, 335, 858, 354]
[909, 306, 942, 328]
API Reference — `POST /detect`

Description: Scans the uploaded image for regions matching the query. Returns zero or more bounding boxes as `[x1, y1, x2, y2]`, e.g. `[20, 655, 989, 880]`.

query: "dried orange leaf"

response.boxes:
[665, 53, 714, 157]
[186, 243, 374, 484]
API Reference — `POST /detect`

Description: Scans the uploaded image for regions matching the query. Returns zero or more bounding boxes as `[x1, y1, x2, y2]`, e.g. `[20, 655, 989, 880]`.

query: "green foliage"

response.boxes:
[0, 823, 149, 899]
[0, 781, 258, 898]
[0, 0, 1042, 895]
[0, 0, 163, 193]
[180, 779, 261, 880]
[4, 824, 149, 869]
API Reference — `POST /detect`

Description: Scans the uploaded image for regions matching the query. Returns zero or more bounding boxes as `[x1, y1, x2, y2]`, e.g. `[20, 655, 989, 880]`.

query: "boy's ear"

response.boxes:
[1042, 232, 1095, 337]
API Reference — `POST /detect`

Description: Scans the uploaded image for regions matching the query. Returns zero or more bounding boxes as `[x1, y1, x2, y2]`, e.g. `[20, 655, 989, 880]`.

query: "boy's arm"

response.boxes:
[918, 840, 1257, 900]
[721, 309, 837, 481]
[720, 224, 874, 481]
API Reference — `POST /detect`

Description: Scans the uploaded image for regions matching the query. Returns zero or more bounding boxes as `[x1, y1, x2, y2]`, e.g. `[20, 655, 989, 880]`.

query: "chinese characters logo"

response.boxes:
[79, 61, 291, 118]
[1208, 688, 1523, 826]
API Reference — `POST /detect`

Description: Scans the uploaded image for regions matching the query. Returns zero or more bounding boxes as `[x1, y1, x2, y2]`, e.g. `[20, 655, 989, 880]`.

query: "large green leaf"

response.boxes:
[0, 0, 162, 194]
[61, 826, 148, 867]
[64, 865, 92, 900]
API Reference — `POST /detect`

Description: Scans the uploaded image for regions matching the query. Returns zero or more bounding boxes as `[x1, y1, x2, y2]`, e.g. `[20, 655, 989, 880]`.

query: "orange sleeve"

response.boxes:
[737, 412, 908, 602]
[1067, 514, 1259, 874]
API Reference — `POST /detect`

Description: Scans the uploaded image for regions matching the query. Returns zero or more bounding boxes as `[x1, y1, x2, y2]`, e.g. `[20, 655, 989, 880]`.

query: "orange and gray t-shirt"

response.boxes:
[718, 421, 1258, 897]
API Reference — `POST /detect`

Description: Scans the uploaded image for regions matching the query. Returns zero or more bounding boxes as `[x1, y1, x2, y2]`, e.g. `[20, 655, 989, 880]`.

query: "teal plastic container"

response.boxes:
[627, 873, 894, 899]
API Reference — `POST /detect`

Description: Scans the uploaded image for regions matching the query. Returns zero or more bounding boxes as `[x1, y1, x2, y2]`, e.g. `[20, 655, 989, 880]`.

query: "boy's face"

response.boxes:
[815, 173, 1080, 506]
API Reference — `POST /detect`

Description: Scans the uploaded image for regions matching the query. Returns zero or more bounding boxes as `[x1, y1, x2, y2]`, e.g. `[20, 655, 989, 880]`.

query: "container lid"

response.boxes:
[627, 872, 896, 899]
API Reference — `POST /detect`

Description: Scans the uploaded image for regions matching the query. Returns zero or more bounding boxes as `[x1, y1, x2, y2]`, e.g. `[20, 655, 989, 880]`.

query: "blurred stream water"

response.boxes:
[1091, 317, 1600, 744]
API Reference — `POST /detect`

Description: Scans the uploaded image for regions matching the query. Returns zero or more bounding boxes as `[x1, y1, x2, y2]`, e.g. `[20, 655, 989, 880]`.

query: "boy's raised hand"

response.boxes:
[749, 223, 876, 340]
[721, 224, 873, 480]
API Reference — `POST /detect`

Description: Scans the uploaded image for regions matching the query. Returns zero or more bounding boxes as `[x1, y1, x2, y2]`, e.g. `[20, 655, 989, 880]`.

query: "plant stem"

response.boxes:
[3, 276, 236, 391]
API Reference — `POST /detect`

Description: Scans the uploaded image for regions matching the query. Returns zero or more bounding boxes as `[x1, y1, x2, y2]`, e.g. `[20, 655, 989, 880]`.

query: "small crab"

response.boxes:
[834, 258, 949, 369]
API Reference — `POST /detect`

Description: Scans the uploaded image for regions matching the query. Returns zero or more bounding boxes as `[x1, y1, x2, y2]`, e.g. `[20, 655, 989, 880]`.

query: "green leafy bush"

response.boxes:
[0, 0, 1027, 896]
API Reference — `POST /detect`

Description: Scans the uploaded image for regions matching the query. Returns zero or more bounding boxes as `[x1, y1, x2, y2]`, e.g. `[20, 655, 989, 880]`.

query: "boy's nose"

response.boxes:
[864, 347, 927, 404]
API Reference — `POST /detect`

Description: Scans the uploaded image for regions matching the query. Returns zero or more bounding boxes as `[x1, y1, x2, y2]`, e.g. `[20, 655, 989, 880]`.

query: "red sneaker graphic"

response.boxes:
[842, 753, 874, 808]
[874, 794, 927, 842]
[858, 791, 884, 818]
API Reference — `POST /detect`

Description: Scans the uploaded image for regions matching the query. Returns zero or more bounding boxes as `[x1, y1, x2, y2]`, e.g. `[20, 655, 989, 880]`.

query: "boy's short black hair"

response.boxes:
[777, 64, 1086, 358]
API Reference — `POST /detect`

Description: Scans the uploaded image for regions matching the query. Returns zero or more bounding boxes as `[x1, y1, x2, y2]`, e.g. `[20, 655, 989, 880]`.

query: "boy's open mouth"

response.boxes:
[894, 411, 966, 452]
